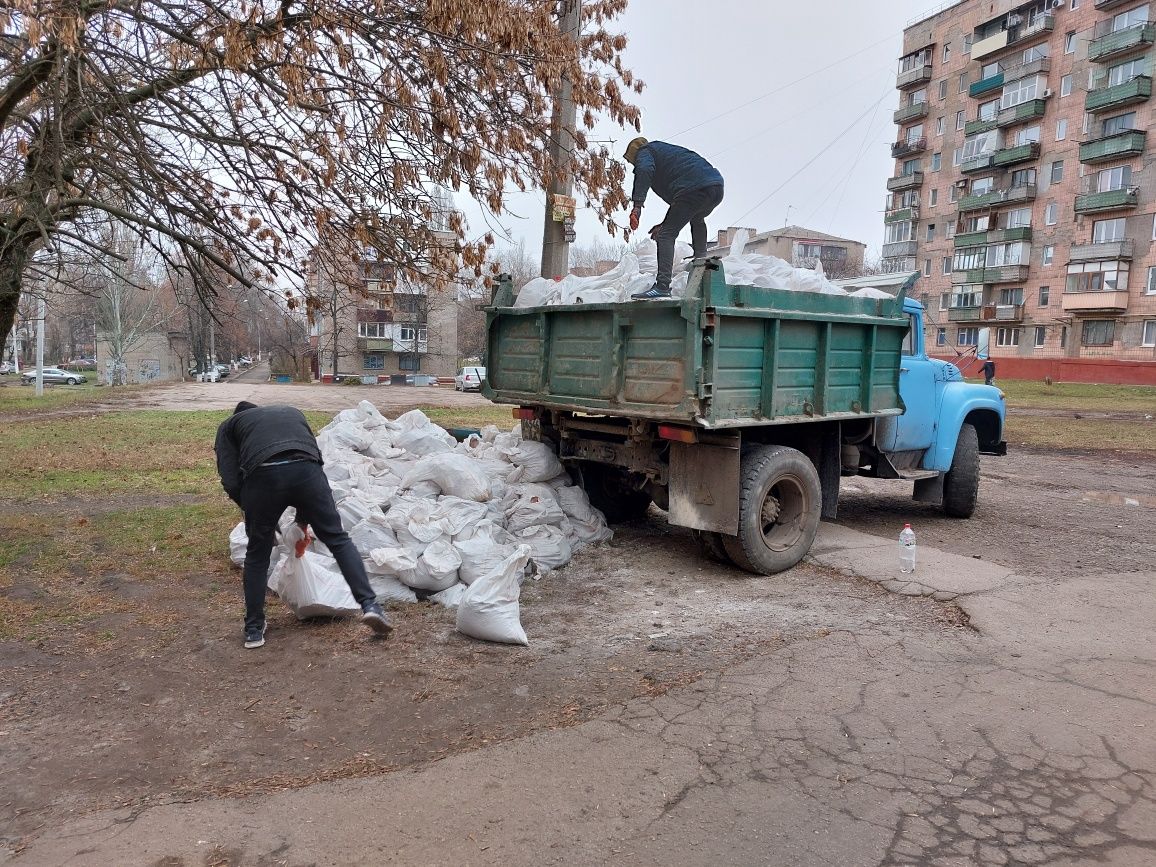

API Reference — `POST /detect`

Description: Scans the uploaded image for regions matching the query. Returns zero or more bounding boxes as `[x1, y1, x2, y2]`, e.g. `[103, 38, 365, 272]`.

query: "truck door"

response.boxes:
[888, 312, 938, 454]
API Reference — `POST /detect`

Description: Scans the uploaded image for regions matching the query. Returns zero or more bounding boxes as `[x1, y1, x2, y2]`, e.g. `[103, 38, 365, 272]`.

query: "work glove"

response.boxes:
[648, 224, 662, 240]
[628, 207, 640, 232]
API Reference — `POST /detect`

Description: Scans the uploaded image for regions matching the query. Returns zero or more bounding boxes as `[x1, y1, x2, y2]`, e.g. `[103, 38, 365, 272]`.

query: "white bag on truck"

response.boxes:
[456, 545, 532, 645]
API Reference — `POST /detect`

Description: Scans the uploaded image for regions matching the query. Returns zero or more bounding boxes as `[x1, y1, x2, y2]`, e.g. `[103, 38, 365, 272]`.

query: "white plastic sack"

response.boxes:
[504, 441, 565, 484]
[369, 574, 418, 604]
[269, 526, 360, 619]
[454, 532, 519, 585]
[400, 453, 492, 502]
[555, 485, 614, 545]
[229, 522, 248, 566]
[430, 582, 468, 609]
[404, 540, 462, 592]
[456, 545, 532, 645]
[514, 525, 573, 572]
[505, 485, 566, 533]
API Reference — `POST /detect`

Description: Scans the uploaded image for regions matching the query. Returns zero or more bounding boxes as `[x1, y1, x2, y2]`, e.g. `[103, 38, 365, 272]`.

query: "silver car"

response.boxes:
[21, 366, 87, 385]
[454, 366, 486, 392]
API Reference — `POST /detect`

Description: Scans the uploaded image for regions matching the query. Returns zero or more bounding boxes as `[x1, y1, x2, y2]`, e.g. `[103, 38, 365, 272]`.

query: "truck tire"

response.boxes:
[942, 422, 980, 519]
[721, 445, 822, 575]
[579, 463, 652, 524]
[691, 529, 733, 565]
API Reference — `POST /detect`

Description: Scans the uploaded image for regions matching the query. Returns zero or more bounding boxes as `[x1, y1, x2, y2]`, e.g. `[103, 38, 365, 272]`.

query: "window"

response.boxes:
[1061, 74, 1073, 97]
[1148, 266, 1156, 293]
[1112, 4, 1150, 33]
[398, 354, 420, 371]
[1010, 168, 1036, 188]
[899, 49, 932, 73]
[939, 79, 948, 100]
[951, 286, 982, 308]
[1097, 165, 1132, 192]
[999, 287, 1024, 306]
[1015, 125, 1041, 146]
[1071, 0, 1078, 8]
[1065, 32, 1077, 54]
[1039, 285, 1050, 306]
[907, 123, 925, 144]
[924, 259, 933, 277]
[903, 157, 921, 176]
[949, 185, 959, 203]
[1103, 112, 1137, 136]
[963, 130, 1000, 161]
[927, 223, 936, 241]
[1143, 321, 1156, 347]
[971, 176, 995, 195]
[944, 43, 952, 63]
[936, 116, 946, 135]
[932, 152, 942, 171]
[940, 291, 950, 310]
[357, 322, 389, 338]
[957, 327, 980, 346]
[1081, 320, 1115, 346]
[1050, 160, 1064, 184]
[1067, 260, 1130, 292]
[1046, 203, 1058, 225]
[930, 188, 939, 206]
[965, 34, 973, 53]
[936, 328, 947, 346]
[1034, 326, 1047, 347]
[399, 326, 416, 341]
[996, 327, 1022, 347]
[1043, 246, 1055, 266]
[912, 87, 928, 105]
[1006, 207, 1032, 228]
[954, 247, 986, 271]
[964, 216, 991, 234]
[986, 242, 1030, 267]
[363, 353, 385, 370]
[1061, 326, 1068, 348]
[978, 99, 1000, 122]
[1001, 75, 1042, 109]
[885, 221, 914, 243]
[1093, 217, 1127, 243]
[959, 71, 968, 92]
[943, 256, 953, 275]
[956, 110, 966, 130]
[1056, 119, 1068, 141]
[1107, 57, 1149, 87]
[946, 223, 956, 238]
[952, 147, 963, 166]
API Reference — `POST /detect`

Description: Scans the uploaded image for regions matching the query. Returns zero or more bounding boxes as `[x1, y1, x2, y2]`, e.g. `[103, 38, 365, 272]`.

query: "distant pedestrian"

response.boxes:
[214, 401, 391, 649]
[983, 359, 996, 386]
[624, 137, 724, 299]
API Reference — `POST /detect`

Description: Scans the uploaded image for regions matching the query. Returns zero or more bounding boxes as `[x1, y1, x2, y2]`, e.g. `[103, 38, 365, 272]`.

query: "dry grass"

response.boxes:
[1005, 415, 1155, 451]
[988, 379, 1156, 413]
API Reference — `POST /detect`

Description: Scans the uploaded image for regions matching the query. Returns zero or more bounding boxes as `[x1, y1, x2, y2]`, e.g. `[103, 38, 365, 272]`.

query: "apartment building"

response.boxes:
[710, 226, 867, 276]
[885, 0, 1156, 383]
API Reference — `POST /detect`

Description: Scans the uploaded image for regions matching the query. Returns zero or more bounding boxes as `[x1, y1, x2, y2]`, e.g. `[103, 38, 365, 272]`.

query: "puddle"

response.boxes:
[1080, 491, 1156, 509]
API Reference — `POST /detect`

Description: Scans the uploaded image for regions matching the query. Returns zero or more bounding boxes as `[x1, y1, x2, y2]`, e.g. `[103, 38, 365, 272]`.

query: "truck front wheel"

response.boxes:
[721, 445, 822, 575]
[942, 423, 980, 518]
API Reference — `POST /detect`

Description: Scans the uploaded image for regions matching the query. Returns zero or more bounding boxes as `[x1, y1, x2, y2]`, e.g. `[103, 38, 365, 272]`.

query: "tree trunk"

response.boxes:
[0, 245, 30, 358]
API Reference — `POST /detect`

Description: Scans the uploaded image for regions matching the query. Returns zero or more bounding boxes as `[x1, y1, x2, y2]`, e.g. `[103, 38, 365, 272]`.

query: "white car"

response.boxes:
[454, 366, 486, 392]
[21, 366, 87, 385]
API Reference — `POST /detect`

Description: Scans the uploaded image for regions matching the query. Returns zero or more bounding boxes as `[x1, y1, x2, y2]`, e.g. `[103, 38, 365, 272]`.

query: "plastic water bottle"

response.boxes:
[899, 524, 916, 574]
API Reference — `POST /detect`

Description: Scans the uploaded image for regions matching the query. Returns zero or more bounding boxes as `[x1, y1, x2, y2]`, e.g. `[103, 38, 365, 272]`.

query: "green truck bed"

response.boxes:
[484, 260, 910, 429]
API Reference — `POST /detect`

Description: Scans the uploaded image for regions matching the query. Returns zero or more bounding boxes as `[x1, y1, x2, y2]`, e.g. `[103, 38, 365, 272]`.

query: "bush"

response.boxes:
[341, 376, 364, 386]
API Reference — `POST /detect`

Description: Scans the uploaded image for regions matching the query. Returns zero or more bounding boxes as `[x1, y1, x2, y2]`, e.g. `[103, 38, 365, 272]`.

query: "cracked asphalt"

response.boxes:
[9, 519, 1153, 866]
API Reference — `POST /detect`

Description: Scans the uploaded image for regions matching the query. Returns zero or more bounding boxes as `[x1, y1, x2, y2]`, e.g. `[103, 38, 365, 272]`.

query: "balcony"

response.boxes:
[1096, 0, 1137, 7]
[894, 102, 929, 124]
[1075, 187, 1140, 214]
[358, 337, 396, 351]
[952, 265, 1029, 284]
[356, 307, 393, 324]
[953, 226, 1033, 247]
[1079, 129, 1147, 163]
[971, 15, 1055, 61]
[993, 141, 1041, 167]
[958, 184, 1037, 212]
[948, 306, 983, 322]
[964, 116, 1000, 136]
[897, 63, 933, 89]
[882, 240, 919, 258]
[1089, 24, 1156, 62]
[1085, 75, 1152, 113]
[885, 206, 920, 223]
[1062, 290, 1130, 312]
[969, 72, 1005, 97]
[996, 98, 1048, 128]
[1069, 239, 1134, 262]
[961, 154, 997, 174]
[892, 137, 928, 158]
[1001, 56, 1051, 81]
[887, 172, 924, 191]
[982, 303, 1025, 321]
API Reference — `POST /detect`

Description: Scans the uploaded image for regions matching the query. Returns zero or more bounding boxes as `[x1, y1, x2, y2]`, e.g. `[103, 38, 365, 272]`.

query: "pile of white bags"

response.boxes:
[512, 234, 894, 307]
[228, 401, 613, 645]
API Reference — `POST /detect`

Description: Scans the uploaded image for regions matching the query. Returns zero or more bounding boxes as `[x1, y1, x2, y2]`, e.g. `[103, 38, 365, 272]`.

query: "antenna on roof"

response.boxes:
[784, 205, 793, 228]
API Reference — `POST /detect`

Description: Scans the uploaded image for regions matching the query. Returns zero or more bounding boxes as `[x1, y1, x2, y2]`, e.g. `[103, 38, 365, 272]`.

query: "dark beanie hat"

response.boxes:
[234, 401, 258, 414]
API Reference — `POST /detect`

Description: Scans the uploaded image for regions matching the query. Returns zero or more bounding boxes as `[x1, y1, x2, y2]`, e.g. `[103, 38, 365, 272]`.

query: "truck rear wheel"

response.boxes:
[721, 445, 822, 575]
[691, 529, 733, 565]
[578, 463, 652, 524]
[942, 423, 980, 518]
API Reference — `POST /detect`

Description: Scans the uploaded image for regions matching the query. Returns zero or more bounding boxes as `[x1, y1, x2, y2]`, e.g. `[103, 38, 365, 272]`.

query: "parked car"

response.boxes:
[215, 363, 231, 379]
[67, 357, 96, 367]
[0, 361, 15, 375]
[454, 366, 486, 392]
[21, 366, 87, 385]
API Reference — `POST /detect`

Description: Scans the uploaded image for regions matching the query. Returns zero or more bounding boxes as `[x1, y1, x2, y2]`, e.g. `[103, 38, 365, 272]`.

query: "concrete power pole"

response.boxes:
[540, 0, 581, 280]
[34, 294, 45, 396]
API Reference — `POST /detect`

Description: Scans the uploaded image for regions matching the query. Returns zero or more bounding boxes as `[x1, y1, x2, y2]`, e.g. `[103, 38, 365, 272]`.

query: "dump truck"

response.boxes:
[483, 259, 1006, 574]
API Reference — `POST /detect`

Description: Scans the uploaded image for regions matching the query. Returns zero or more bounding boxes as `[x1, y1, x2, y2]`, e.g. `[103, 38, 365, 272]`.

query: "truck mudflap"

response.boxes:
[984, 440, 1008, 456]
[668, 441, 741, 535]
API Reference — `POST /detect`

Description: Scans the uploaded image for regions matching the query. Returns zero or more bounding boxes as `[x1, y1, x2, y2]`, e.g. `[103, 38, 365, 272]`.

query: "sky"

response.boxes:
[458, 0, 943, 263]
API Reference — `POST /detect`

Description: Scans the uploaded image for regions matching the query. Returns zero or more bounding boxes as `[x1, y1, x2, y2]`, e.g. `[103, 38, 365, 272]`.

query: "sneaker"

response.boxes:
[630, 284, 673, 300]
[244, 621, 267, 649]
[361, 602, 393, 637]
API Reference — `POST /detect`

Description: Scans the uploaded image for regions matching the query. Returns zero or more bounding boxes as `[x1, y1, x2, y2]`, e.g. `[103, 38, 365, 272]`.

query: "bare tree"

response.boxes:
[95, 227, 173, 384]
[569, 238, 627, 274]
[0, 0, 642, 355]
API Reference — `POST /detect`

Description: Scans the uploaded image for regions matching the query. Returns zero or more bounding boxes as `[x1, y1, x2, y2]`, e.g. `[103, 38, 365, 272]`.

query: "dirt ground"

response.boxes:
[2, 380, 1153, 852]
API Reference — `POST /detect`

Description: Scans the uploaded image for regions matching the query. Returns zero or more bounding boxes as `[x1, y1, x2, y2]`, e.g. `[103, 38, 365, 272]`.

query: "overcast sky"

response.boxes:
[460, 0, 942, 263]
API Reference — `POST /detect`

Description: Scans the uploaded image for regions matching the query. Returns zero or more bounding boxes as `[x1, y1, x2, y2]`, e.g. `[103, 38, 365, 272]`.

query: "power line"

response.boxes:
[730, 88, 895, 228]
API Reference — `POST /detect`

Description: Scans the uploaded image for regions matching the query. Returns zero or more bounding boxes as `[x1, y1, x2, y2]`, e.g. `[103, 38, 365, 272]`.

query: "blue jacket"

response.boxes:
[631, 141, 723, 207]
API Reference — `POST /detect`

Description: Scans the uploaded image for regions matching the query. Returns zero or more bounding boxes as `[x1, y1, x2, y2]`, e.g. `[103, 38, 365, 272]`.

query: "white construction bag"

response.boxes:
[456, 545, 532, 645]
[268, 526, 360, 619]
[400, 453, 493, 502]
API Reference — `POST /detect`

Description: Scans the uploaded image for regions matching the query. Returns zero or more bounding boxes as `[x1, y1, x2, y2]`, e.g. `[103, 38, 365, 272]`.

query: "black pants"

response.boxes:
[240, 460, 375, 630]
[655, 184, 725, 288]
[983, 361, 996, 386]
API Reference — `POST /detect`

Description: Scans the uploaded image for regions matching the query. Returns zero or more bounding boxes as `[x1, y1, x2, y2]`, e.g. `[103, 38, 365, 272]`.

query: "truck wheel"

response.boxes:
[579, 463, 651, 524]
[691, 529, 733, 565]
[721, 445, 821, 575]
[942, 423, 980, 519]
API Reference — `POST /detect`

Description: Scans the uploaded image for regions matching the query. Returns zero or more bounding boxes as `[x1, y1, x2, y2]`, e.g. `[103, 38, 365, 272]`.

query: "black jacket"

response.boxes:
[214, 405, 322, 505]
[631, 141, 724, 207]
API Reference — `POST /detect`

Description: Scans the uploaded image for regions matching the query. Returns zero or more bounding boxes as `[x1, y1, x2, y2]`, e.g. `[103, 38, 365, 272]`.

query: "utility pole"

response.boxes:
[34, 294, 45, 396]
[540, 0, 581, 280]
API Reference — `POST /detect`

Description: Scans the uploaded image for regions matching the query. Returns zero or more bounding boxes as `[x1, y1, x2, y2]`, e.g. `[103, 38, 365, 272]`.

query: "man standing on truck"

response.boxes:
[624, 137, 724, 300]
[215, 401, 392, 649]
